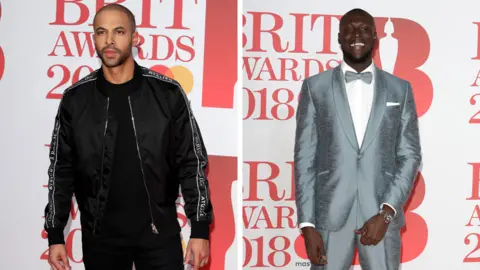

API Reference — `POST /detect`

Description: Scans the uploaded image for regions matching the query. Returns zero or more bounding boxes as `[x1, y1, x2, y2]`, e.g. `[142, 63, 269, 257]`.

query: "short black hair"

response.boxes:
[93, 4, 136, 32]
[340, 8, 374, 27]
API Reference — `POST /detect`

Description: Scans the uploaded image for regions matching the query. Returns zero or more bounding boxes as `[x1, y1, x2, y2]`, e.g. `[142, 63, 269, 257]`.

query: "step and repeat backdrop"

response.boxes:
[0, 0, 238, 269]
[243, 0, 480, 269]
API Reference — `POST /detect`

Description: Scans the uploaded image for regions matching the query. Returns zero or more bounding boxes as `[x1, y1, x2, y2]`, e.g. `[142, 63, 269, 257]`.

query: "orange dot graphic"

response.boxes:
[169, 65, 194, 94]
[0, 47, 4, 81]
[150, 64, 173, 79]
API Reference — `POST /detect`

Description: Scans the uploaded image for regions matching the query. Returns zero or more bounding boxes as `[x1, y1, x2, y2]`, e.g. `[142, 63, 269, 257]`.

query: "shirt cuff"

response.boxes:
[381, 203, 397, 217]
[46, 228, 65, 246]
[190, 221, 210, 240]
[299, 222, 315, 229]
[298, 222, 315, 234]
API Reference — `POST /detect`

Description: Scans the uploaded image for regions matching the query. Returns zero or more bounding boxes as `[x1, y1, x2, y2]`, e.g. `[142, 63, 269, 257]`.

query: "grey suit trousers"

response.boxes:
[311, 195, 402, 270]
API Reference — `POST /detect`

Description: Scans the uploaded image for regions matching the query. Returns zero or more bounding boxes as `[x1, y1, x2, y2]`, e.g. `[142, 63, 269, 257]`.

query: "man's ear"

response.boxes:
[133, 31, 140, 46]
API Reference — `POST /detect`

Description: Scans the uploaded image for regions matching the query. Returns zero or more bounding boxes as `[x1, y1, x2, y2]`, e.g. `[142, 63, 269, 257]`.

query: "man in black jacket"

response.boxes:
[45, 4, 213, 270]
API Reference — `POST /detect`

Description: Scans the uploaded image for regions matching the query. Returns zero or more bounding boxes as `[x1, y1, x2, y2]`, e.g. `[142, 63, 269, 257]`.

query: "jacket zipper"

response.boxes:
[94, 97, 110, 235]
[128, 96, 159, 235]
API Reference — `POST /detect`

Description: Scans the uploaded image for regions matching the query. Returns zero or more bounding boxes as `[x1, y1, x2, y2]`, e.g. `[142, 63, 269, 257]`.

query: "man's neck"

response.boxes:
[343, 58, 373, 73]
[102, 58, 135, 84]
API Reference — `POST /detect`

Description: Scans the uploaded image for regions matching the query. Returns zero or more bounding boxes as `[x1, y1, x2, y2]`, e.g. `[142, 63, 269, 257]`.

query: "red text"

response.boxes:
[50, 0, 197, 29]
[243, 161, 295, 202]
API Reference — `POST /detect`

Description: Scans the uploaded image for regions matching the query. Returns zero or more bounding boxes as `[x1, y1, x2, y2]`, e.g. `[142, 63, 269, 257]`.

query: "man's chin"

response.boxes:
[343, 50, 372, 64]
[353, 54, 368, 61]
[103, 62, 121, 68]
[101, 59, 121, 68]
[101, 54, 130, 68]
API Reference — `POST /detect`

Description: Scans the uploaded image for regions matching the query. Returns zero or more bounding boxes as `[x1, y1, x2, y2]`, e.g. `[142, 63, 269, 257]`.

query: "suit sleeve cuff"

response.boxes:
[190, 221, 210, 240]
[381, 203, 397, 217]
[46, 228, 65, 246]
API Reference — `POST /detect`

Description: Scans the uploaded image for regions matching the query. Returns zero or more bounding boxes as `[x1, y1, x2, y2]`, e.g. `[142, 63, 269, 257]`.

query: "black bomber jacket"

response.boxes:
[43, 62, 213, 245]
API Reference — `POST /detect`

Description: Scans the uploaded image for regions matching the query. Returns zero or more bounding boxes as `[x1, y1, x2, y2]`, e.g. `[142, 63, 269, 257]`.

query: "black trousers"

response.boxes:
[82, 232, 184, 270]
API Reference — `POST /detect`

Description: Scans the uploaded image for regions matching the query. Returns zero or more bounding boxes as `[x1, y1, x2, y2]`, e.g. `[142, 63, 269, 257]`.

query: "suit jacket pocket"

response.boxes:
[315, 170, 331, 194]
[317, 170, 330, 176]
[316, 169, 330, 184]
[383, 105, 402, 131]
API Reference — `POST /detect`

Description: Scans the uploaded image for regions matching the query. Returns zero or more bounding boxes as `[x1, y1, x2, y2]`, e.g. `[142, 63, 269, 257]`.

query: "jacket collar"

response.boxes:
[96, 61, 144, 97]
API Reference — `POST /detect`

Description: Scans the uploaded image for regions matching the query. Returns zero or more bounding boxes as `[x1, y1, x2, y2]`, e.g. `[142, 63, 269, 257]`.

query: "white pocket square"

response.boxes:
[386, 102, 400, 106]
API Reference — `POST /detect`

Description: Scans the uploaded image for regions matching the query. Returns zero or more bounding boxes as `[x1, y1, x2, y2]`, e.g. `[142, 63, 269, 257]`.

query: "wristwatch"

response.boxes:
[379, 209, 394, 224]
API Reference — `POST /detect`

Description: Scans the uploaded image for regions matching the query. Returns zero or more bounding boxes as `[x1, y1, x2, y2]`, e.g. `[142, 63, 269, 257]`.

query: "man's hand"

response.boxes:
[301, 227, 327, 265]
[184, 238, 210, 270]
[48, 244, 70, 270]
[355, 207, 393, 246]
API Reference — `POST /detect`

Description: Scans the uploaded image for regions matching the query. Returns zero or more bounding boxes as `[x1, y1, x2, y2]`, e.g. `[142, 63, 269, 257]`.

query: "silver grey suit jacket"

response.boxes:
[294, 65, 422, 231]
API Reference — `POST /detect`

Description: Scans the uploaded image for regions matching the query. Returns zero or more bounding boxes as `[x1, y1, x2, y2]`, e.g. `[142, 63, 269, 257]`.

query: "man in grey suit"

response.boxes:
[294, 8, 422, 270]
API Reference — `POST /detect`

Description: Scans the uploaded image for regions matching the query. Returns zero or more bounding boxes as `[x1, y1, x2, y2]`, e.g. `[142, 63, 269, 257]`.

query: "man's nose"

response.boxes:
[107, 33, 115, 44]
[353, 28, 361, 37]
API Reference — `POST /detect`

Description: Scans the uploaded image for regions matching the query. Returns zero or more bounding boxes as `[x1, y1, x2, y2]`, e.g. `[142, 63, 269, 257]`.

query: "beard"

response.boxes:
[96, 45, 132, 68]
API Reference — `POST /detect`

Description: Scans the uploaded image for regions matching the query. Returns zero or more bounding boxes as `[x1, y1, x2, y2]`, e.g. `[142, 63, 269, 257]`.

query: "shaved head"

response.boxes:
[93, 4, 136, 32]
[92, 4, 138, 68]
[340, 8, 375, 29]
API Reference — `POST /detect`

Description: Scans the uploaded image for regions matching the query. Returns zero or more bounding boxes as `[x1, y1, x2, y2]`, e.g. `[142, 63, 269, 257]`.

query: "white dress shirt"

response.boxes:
[299, 61, 396, 230]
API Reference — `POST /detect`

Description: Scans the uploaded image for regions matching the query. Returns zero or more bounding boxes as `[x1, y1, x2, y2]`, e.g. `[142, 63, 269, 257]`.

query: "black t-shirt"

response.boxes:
[97, 69, 151, 244]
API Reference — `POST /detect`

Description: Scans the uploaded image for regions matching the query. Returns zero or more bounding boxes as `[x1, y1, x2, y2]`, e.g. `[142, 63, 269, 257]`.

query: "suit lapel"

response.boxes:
[332, 66, 359, 151]
[360, 66, 387, 154]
